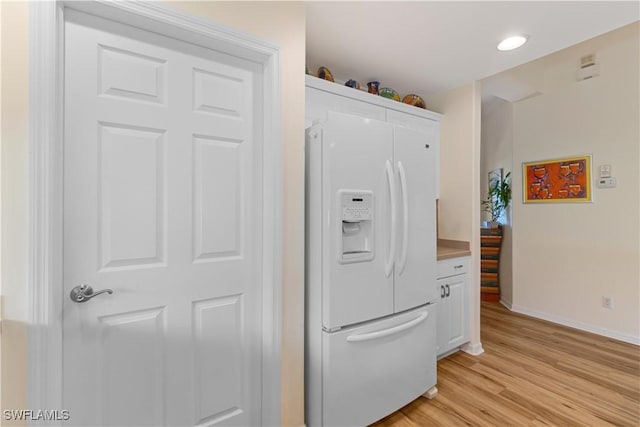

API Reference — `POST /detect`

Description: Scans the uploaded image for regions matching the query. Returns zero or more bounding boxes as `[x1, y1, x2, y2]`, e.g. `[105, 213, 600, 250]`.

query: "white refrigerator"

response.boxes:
[305, 111, 438, 426]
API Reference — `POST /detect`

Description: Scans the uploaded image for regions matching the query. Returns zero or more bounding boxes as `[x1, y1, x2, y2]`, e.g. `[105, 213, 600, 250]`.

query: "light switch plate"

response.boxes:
[600, 164, 611, 178]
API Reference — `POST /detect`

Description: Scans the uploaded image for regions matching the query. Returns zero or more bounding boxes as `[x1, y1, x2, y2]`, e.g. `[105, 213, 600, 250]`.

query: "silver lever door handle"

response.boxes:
[70, 285, 113, 303]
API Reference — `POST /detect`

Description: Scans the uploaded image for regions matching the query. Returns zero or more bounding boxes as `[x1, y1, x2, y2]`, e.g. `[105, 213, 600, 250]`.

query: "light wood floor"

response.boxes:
[371, 302, 640, 427]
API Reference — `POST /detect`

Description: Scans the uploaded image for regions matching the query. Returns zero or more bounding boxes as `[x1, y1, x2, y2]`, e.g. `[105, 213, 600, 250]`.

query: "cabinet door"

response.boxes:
[393, 125, 437, 312]
[437, 273, 469, 357]
[445, 274, 469, 349]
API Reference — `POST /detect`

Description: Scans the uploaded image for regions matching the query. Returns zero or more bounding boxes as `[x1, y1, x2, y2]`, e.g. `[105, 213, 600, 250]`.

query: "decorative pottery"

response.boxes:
[317, 66, 334, 82]
[345, 79, 361, 90]
[367, 81, 380, 95]
[402, 94, 426, 109]
[379, 87, 400, 101]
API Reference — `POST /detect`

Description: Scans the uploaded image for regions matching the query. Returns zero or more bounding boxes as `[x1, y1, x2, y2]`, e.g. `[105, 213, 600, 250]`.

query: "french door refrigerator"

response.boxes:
[306, 111, 438, 426]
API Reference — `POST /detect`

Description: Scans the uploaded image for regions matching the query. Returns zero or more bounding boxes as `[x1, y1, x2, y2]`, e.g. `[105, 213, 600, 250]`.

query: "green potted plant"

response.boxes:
[482, 171, 512, 228]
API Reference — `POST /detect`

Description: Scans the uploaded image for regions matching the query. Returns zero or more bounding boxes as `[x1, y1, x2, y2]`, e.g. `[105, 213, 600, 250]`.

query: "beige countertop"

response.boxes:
[437, 239, 471, 261]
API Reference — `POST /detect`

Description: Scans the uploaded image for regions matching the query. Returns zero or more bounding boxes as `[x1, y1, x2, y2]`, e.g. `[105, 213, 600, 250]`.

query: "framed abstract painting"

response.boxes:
[522, 155, 592, 203]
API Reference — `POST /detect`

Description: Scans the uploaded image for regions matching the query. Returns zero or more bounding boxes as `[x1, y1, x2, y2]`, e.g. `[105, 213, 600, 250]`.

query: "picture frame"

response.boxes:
[522, 155, 592, 203]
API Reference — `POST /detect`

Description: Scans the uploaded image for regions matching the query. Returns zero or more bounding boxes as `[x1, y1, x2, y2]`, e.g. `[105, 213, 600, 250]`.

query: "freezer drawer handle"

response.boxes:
[346, 311, 429, 343]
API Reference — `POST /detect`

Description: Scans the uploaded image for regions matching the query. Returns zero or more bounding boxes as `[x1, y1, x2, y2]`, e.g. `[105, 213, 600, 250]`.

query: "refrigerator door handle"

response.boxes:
[397, 161, 409, 275]
[346, 311, 429, 343]
[385, 160, 397, 277]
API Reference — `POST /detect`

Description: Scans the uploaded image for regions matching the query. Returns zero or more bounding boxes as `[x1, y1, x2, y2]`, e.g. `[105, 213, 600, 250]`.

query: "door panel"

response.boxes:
[98, 44, 166, 104]
[393, 126, 437, 312]
[192, 136, 244, 261]
[192, 295, 244, 425]
[63, 10, 261, 426]
[98, 123, 166, 270]
[98, 307, 166, 426]
[323, 112, 394, 329]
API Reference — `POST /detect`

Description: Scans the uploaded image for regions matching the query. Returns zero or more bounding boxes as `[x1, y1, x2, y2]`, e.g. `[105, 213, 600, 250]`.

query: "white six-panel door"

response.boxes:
[63, 10, 262, 426]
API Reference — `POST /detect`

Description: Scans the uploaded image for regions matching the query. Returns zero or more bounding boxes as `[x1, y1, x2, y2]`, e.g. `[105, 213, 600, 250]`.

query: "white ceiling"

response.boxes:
[306, 1, 639, 99]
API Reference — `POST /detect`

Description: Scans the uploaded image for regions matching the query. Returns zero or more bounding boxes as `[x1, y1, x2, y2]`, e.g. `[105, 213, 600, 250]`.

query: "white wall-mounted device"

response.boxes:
[597, 177, 617, 188]
[338, 190, 374, 263]
[597, 164, 616, 188]
[599, 164, 612, 178]
[577, 53, 600, 81]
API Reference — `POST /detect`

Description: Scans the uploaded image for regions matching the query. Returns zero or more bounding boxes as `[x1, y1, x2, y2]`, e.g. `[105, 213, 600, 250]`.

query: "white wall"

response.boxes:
[427, 82, 483, 354]
[504, 23, 639, 343]
[480, 98, 514, 306]
[1, 2, 306, 425]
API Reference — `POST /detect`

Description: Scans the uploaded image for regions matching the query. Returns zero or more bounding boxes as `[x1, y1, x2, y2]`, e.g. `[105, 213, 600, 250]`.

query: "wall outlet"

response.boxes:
[602, 296, 614, 309]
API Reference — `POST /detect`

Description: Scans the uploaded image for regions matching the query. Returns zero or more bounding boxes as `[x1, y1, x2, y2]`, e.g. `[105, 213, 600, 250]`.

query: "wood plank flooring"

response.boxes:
[371, 302, 640, 426]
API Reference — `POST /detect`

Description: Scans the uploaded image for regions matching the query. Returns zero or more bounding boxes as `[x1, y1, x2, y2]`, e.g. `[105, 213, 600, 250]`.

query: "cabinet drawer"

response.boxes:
[437, 257, 469, 278]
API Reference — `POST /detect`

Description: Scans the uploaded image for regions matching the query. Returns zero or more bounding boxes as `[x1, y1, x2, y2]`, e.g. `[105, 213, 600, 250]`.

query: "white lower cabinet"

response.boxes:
[436, 257, 470, 357]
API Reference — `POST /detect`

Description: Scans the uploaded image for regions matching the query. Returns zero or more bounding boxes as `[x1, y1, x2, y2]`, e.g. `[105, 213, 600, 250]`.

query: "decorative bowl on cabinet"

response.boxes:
[317, 66, 335, 82]
[380, 87, 400, 101]
[402, 94, 426, 109]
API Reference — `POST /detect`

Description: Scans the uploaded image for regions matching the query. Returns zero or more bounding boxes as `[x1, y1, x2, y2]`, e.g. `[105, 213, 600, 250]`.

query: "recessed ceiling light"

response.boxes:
[497, 35, 528, 51]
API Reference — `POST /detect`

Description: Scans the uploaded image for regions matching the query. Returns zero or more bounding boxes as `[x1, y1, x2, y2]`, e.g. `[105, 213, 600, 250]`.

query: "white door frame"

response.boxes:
[28, 1, 282, 424]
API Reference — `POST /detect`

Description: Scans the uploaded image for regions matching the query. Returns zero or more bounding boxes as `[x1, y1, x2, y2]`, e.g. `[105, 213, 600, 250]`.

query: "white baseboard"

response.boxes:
[509, 304, 640, 346]
[499, 299, 512, 310]
[461, 341, 484, 356]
